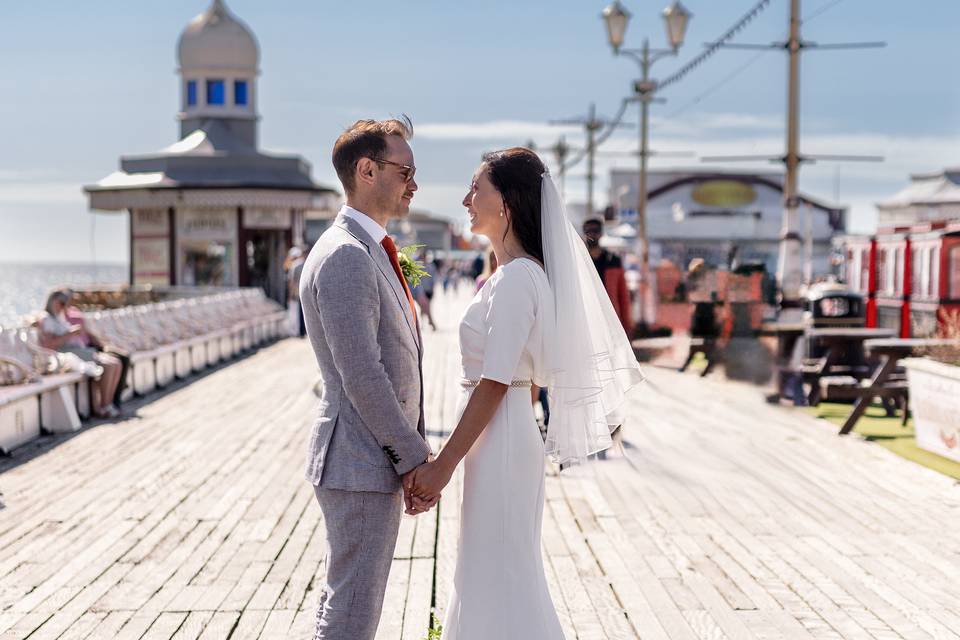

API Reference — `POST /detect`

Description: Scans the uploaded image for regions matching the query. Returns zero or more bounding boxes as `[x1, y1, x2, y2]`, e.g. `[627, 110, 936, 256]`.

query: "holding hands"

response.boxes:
[402, 455, 455, 516]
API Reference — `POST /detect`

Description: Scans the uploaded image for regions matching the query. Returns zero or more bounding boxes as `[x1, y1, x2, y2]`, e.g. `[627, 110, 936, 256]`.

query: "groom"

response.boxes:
[300, 116, 437, 640]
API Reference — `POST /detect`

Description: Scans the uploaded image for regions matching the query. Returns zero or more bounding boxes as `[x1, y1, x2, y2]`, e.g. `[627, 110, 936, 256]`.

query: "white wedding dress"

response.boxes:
[441, 257, 565, 639]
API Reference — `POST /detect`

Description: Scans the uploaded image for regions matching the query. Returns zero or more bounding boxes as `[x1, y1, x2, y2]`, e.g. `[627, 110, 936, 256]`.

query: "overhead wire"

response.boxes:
[664, 0, 852, 126]
[803, 0, 846, 23]
[561, 97, 631, 172]
[564, 0, 777, 172]
[661, 50, 770, 122]
[657, 0, 774, 92]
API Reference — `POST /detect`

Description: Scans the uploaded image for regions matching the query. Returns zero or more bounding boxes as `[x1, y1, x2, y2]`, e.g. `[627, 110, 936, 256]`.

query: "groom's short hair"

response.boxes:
[333, 116, 414, 194]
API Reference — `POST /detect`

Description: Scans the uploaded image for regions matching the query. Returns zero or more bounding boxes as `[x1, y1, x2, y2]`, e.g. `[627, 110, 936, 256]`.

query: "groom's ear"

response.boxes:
[355, 157, 377, 190]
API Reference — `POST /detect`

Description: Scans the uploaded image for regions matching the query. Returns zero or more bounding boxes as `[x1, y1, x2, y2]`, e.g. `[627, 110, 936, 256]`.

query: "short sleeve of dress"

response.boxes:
[480, 264, 538, 385]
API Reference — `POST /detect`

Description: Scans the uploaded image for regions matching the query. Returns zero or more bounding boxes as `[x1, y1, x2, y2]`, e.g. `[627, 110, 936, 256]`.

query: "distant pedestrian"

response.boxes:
[475, 249, 498, 292]
[582, 218, 633, 337]
[679, 259, 721, 376]
[413, 251, 437, 330]
[285, 246, 307, 337]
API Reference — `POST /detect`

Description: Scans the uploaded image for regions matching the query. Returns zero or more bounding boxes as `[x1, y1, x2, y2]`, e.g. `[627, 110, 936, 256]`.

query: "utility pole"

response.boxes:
[779, 0, 803, 310]
[549, 136, 571, 200]
[703, 0, 884, 317]
[551, 103, 612, 219]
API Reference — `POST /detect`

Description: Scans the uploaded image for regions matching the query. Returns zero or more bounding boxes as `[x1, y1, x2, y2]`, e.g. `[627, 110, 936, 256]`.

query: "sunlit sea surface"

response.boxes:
[0, 262, 127, 327]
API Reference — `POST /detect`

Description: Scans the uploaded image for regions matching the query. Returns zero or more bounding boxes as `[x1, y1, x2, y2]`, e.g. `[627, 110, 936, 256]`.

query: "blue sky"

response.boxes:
[0, 0, 957, 264]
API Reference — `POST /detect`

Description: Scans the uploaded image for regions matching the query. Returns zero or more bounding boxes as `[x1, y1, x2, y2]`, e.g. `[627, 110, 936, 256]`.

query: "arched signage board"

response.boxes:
[691, 180, 757, 208]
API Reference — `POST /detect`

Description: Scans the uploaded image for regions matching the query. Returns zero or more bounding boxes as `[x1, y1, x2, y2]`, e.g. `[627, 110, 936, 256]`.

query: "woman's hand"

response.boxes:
[409, 458, 454, 502]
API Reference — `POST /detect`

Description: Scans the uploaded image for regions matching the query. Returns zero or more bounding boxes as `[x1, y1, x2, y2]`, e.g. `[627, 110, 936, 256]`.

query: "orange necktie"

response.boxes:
[380, 236, 418, 323]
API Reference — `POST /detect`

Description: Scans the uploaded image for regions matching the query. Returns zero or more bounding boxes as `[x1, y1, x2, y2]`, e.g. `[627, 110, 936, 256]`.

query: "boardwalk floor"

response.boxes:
[1, 291, 958, 640]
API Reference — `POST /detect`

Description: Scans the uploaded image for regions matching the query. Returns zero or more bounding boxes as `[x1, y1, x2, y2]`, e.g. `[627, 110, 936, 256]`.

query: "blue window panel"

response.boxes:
[206, 79, 225, 105]
[234, 80, 248, 106]
[186, 80, 197, 106]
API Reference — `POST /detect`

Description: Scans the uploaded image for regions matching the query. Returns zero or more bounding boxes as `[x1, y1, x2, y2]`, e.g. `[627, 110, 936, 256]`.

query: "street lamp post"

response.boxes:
[603, 0, 691, 328]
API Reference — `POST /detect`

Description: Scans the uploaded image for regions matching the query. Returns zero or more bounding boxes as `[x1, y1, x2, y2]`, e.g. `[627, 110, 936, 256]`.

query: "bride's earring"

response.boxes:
[500, 209, 504, 217]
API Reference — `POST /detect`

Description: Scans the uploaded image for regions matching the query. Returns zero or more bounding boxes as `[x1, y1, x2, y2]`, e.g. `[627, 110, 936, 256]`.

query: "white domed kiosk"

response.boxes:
[85, 0, 336, 303]
[177, 0, 260, 146]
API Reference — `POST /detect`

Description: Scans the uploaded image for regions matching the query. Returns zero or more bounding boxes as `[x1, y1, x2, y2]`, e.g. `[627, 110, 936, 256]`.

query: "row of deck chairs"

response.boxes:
[0, 289, 288, 454]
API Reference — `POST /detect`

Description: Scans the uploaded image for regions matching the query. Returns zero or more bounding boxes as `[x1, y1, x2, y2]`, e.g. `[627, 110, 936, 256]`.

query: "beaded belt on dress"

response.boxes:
[460, 378, 532, 388]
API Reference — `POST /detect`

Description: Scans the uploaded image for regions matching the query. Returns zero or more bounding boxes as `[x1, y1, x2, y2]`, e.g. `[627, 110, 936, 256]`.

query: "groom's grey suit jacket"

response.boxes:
[300, 213, 431, 493]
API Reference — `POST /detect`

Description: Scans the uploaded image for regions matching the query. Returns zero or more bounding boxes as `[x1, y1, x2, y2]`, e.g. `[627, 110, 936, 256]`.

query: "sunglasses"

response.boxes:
[373, 157, 416, 183]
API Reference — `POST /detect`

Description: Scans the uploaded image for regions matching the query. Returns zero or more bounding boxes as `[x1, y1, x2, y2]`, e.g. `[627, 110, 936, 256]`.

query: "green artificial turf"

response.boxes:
[809, 403, 960, 481]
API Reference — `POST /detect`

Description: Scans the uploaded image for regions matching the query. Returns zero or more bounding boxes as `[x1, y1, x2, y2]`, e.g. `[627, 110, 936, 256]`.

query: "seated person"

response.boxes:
[38, 289, 123, 419]
[63, 289, 130, 405]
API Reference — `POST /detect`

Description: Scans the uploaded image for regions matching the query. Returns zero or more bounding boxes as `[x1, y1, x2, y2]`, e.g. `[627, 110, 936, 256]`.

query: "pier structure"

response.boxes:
[84, 0, 337, 304]
[0, 291, 958, 639]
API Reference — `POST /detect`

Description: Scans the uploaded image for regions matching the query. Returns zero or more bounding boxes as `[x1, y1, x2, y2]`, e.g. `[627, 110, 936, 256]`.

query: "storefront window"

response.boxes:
[931, 247, 940, 299]
[877, 249, 888, 294]
[859, 249, 870, 292]
[911, 247, 923, 298]
[176, 209, 237, 287]
[181, 241, 232, 286]
[894, 247, 903, 295]
[950, 246, 960, 299]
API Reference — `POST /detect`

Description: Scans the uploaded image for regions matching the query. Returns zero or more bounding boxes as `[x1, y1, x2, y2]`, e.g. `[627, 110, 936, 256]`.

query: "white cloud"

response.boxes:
[415, 112, 785, 144]
[537, 129, 960, 236]
[650, 112, 784, 136]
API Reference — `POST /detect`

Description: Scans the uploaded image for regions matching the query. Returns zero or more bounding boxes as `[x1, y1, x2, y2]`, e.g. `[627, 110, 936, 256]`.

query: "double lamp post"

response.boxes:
[601, 0, 691, 326]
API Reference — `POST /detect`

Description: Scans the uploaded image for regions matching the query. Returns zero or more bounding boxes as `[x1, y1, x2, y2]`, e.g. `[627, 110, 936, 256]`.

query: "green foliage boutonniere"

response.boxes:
[397, 244, 431, 288]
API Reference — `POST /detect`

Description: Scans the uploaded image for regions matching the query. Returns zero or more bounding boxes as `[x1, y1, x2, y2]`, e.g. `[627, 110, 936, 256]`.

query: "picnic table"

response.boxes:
[801, 327, 896, 406]
[838, 338, 960, 435]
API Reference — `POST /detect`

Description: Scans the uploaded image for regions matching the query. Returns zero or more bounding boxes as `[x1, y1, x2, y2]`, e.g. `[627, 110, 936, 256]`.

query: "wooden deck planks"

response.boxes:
[0, 290, 957, 639]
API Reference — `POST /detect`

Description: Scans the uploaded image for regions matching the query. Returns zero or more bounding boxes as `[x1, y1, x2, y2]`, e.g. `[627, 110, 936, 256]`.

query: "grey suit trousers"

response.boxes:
[313, 485, 403, 640]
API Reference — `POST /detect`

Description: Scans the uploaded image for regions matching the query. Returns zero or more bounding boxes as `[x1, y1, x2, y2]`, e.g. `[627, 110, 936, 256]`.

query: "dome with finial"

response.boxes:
[178, 0, 259, 71]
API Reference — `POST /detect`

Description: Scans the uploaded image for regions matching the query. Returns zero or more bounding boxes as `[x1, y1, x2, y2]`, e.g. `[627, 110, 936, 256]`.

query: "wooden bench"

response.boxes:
[0, 327, 96, 450]
[818, 375, 910, 426]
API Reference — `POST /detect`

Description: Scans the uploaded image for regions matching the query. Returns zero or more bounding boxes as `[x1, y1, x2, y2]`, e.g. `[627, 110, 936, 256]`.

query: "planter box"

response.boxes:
[904, 357, 960, 463]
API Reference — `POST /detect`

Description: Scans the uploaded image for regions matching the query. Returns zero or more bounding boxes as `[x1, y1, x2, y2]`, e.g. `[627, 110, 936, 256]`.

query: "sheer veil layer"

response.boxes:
[540, 171, 645, 466]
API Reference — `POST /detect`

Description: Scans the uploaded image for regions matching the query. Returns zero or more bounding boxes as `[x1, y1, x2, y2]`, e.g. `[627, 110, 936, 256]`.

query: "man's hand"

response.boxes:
[402, 458, 440, 516]
[407, 458, 453, 508]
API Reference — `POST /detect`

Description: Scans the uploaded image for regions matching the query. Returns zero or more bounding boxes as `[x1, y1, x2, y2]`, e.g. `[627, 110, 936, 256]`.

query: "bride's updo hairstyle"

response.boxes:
[482, 147, 545, 264]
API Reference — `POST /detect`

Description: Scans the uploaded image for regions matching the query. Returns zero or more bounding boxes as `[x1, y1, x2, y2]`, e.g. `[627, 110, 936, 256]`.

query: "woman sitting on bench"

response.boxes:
[38, 289, 123, 419]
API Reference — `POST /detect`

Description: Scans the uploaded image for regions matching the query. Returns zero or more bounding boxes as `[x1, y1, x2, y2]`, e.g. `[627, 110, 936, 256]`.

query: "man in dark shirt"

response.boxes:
[582, 218, 633, 337]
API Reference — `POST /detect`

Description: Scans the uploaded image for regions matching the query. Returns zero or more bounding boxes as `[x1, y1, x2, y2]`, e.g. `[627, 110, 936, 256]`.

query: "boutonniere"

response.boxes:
[397, 244, 431, 288]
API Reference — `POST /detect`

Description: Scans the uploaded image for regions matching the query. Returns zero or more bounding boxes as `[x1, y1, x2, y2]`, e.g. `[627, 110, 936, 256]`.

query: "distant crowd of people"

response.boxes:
[283, 216, 638, 344]
[284, 243, 494, 338]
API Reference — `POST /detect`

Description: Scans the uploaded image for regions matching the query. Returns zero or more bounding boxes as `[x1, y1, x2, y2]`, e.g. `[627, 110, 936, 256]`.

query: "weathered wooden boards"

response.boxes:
[0, 289, 957, 639]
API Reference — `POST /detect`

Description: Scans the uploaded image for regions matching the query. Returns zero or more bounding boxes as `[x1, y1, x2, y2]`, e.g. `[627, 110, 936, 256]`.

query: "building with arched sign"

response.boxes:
[606, 168, 846, 275]
[84, 0, 336, 303]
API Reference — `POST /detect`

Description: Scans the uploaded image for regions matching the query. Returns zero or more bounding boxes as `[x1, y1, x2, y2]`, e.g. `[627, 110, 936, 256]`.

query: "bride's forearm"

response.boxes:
[436, 379, 508, 471]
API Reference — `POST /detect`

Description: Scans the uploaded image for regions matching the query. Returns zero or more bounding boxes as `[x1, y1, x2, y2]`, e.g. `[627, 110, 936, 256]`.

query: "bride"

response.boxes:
[406, 147, 643, 639]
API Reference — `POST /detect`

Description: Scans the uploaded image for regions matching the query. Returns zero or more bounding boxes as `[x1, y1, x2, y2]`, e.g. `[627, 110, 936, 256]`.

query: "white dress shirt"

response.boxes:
[341, 205, 388, 255]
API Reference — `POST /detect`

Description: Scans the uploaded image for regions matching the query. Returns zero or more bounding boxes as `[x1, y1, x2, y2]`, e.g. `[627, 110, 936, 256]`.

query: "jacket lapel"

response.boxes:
[335, 214, 421, 351]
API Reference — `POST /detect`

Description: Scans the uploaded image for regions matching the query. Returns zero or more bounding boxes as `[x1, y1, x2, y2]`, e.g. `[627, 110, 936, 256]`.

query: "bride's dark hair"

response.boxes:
[482, 147, 545, 264]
